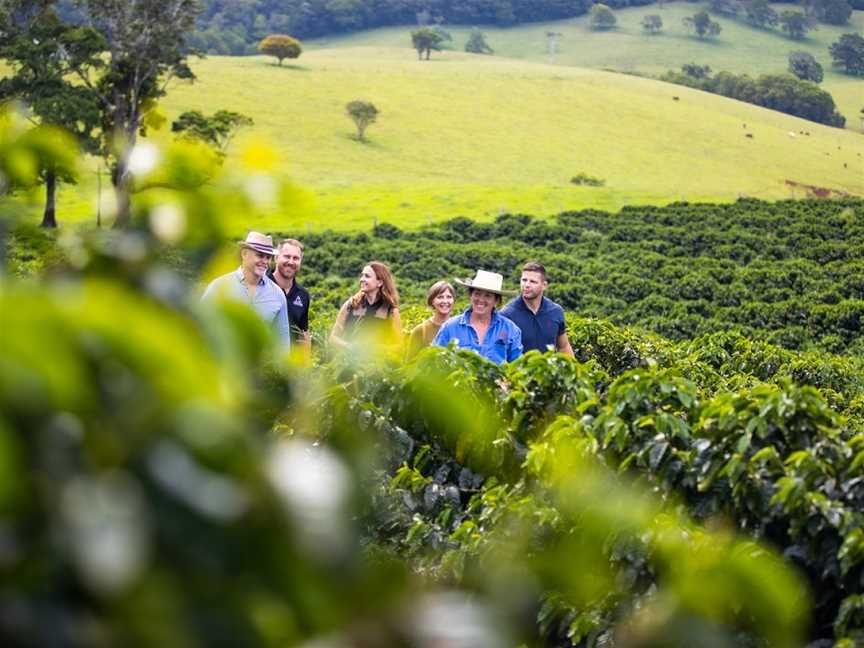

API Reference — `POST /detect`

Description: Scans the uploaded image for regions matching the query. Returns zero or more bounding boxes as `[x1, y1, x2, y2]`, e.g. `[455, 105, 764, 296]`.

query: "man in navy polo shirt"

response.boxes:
[501, 261, 574, 356]
[267, 238, 311, 350]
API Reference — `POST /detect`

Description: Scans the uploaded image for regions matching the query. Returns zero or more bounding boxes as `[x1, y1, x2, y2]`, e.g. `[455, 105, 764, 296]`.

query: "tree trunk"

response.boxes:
[112, 155, 132, 229]
[41, 170, 58, 228]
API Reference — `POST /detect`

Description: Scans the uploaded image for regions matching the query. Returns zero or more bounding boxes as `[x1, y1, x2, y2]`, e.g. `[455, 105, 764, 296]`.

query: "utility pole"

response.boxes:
[546, 32, 562, 64]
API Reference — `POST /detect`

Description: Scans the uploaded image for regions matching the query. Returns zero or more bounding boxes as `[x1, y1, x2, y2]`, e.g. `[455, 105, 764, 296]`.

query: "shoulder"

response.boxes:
[543, 297, 565, 315]
[296, 283, 310, 299]
[438, 315, 462, 333]
[265, 276, 288, 303]
[496, 312, 522, 334]
[500, 298, 520, 314]
[202, 271, 234, 295]
[409, 320, 428, 338]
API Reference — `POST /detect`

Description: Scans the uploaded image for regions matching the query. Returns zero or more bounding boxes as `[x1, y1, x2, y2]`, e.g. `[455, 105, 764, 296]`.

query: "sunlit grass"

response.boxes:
[5, 8, 864, 233]
[310, 4, 864, 126]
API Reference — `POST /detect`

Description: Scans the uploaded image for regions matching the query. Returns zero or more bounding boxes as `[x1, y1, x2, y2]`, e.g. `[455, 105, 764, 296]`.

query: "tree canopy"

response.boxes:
[258, 33, 303, 65]
[829, 33, 864, 75]
[411, 27, 444, 60]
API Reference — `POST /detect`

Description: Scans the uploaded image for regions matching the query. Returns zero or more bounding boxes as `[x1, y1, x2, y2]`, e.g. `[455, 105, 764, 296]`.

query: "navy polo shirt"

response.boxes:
[267, 270, 310, 344]
[500, 296, 566, 354]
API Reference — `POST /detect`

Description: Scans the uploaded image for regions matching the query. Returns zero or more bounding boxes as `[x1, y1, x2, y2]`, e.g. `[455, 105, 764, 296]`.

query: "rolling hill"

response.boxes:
[308, 4, 864, 128]
[8, 40, 864, 232]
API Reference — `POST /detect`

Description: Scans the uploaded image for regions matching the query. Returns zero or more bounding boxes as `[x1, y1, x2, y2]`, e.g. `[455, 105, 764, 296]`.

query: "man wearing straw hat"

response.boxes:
[432, 270, 522, 365]
[201, 231, 291, 347]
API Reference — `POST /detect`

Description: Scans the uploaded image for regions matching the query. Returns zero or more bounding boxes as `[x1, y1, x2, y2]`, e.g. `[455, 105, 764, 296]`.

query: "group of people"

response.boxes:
[202, 231, 575, 365]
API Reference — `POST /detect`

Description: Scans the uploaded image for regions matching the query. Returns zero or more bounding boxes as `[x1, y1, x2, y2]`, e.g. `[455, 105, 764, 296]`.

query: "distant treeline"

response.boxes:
[54, 0, 862, 54]
[661, 67, 847, 127]
[189, 0, 650, 54]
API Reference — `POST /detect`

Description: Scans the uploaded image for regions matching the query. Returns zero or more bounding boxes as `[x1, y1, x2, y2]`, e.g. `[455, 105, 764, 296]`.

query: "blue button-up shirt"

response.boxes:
[500, 296, 566, 354]
[201, 268, 291, 347]
[432, 308, 522, 365]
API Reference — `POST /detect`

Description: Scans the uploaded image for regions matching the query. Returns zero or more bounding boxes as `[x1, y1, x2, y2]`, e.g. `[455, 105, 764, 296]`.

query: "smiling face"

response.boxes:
[520, 270, 548, 301]
[276, 243, 303, 281]
[431, 288, 454, 318]
[241, 247, 271, 280]
[470, 288, 497, 317]
[359, 265, 382, 296]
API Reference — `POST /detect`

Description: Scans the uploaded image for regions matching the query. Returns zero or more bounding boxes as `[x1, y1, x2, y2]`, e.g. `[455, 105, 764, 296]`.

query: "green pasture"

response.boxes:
[4, 5, 863, 233]
[309, 4, 864, 126]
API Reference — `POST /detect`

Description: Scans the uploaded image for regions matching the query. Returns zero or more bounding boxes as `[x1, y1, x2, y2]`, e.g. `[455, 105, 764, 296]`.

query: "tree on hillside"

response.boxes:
[258, 34, 302, 65]
[788, 51, 823, 82]
[641, 14, 664, 33]
[411, 27, 444, 60]
[0, 0, 104, 228]
[682, 63, 712, 78]
[345, 100, 378, 142]
[778, 11, 812, 40]
[683, 11, 722, 39]
[465, 27, 493, 54]
[829, 33, 864, 75]
[805, 0, 853, 25]
[171, 110, 253, 158]
[589, 4, 617, 30]
[72, 0, 201, 229]
[708, 0, 739, 17]
[743, 0, 778, 29]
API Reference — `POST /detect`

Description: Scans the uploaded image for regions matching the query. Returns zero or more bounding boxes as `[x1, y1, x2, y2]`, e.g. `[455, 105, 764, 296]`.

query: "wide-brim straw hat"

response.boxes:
[454, 270, 517, 296]
[238, 231, 277, 256]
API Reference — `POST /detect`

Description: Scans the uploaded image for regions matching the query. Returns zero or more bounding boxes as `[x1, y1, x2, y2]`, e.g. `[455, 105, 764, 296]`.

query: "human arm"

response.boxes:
[555, 312, 574, 357]
[297, 297, 311, 350]
[328, 301, 352, 349]
[507, 325, 523, 362]
[390, 307, 403, 343]
[556, 332, 574, 357]
[275, 294, 291, 349]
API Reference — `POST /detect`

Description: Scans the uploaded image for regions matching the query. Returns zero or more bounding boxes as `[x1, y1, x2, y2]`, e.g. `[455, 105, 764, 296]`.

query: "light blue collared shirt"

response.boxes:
[432, 308, 522, 365]
[202, 268, 291, 347]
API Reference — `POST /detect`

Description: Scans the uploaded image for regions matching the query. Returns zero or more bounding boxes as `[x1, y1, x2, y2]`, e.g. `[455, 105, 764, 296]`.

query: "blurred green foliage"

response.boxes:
[3, 110, 863, 647]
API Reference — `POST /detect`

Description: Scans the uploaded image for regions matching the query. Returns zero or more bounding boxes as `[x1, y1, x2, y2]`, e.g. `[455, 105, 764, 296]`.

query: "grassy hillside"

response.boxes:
[309, 4, 864, 130]
[7, 44, 864, 232]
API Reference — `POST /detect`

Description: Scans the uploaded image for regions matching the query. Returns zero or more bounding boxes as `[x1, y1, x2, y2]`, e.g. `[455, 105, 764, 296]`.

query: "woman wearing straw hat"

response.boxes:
[432, 270, 522, 365]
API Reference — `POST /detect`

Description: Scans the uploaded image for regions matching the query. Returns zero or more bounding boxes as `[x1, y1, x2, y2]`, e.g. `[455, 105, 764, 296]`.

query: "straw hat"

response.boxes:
[238, 231, 277, 256]
[454, 270, 516, 296]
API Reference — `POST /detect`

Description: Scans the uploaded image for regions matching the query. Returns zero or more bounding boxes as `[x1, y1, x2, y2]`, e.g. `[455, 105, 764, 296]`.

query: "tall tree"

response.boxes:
[75, 0, 202, 228]
[829, 33, 864, 75]
[411, 27, 444, 60]
[171, 109, 253, 158]
[641, 15, 664, 34]
[743, 0, 778, 29]
[778, 11, 812, 40]
[258, 33, 302, 65]
[0, 0, 103, 228]
[465, 27, 493, 54]
[345, 100, 378, 142]
[589, 4, 617, 30]
[788, 51, 824, 82]
[683, 11, 722, 39]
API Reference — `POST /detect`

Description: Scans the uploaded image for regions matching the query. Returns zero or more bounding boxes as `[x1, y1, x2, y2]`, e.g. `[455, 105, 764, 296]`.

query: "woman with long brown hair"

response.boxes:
[329, 261, 402, 349]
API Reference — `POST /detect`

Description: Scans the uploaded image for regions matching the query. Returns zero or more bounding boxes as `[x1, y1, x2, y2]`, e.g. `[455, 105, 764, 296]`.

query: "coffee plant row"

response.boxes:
[288, 198, 864, 355]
